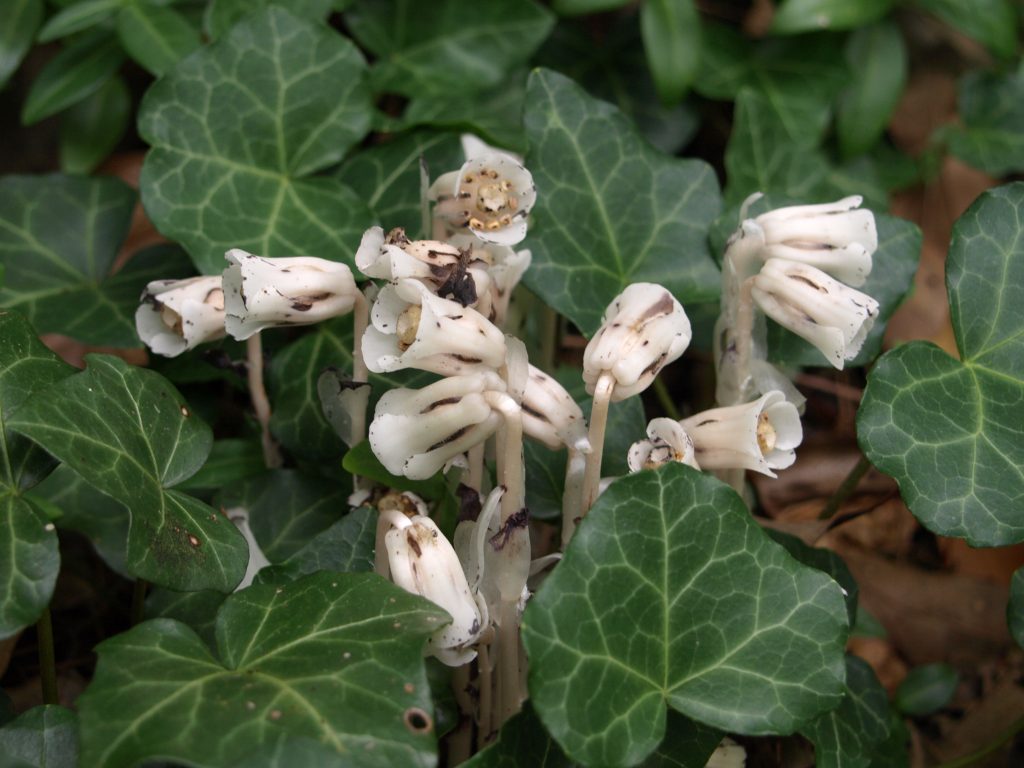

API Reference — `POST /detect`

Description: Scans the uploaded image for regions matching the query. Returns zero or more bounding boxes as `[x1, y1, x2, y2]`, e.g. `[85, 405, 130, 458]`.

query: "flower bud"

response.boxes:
[681, 391, 802, 477]
[369, 373, 504, 479]
[753, 196, 877, 287]
[362, 278, 507, 376]
[135, 276, 226, 357]
[751, 259, 879, 369]
[430, 154, 536, 246]
[627, 418, 699, 473]
[583, 283, 691, 400]
[521, 366, 589, 452]
[222, 249, 358, 340]
[384, 511, 484, 666]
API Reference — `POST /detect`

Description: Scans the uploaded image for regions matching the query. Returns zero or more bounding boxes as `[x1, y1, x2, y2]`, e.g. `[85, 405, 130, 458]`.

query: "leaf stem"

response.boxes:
[818, 455, 872, 520]
[652, 376, 681, 421]
[246, 334, 282, 469]
[36, 608, 58, 705]
[130, 578, 148, 626]
[580, 372, 615, 516]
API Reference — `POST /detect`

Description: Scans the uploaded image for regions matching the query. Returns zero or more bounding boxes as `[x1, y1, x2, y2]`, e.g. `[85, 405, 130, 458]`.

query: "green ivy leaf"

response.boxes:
[523, 464, 848, 766]
[522, 68, 720, 335]
[916, 0, 1017, 59]
[552, 0, 630, 14]
[337, 131, 465, 238]
[59, 75, 131, 175]
[946, 67, 1024, 177]
[837, 21, 907, 160]
[895, 664, 958, 717]
[0, 312, 73, 638]
[37, 0, 121, 43]
[859, 183, 1024, 546]
[145, 587, 227, 649]
[139, 7, 374, 274]
[20, 29, 123, 125]
[640, 0, 700, 106]
[116, 2, 200, 77]
[767, 531, 859, 626]
[0, 0, 42, 88]
[1010, 567, 1024, 649]
[177, 439, 266, 495]
[0, 705, 78, 768]
[346, 0, 554, 97]
[771, 0, 893, 34]
[9, 354, 248, 592]
[276, 505, 377, 578]
[77, 572, 448, 768]
[204, 0, 333, 39]
[800, 656, 892, 768]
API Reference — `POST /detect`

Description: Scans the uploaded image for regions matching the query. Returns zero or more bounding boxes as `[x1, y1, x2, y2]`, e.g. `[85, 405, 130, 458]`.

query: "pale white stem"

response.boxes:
[478, 633, 494, 742]
[581, 372, 615, 515]
[733, 277, 757, 405]
[484, 391, 524, 526]
[419, 156, 431, 240]
[246, 334, 283, 469]
[561, 447, 586, 549]
[466, 441, 485, 492]
[350, 291, 370, 449]
[449, 664, 473, 764]
[496, 598, 521, 727]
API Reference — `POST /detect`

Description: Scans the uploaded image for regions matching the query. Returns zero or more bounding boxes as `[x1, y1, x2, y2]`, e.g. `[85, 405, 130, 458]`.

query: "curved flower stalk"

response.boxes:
[363, 278, 507, 375]
[430, 154, 536, 246]
[369, 373, 505, 479]
[627, 418, 700, 473]
[380, 507, 486, 666]
[579, 283, 691, 518]
[225, 507, 271, 592]
[221, 249, 358, 340]
[135, 276, 226, 357]
[751, 259, 879, 369]
[680, 390, 802, 477]
[521, 366, 589, 452]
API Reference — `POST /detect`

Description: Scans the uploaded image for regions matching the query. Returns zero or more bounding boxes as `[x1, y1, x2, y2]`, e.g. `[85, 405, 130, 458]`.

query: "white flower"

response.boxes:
[222, 249, 358, 340]
[383, 510, 485, 666]
[369, 373, 504, 479]
[521, 366, 589, 452]
[225, 507, 271, 592]
[627, 418, 699, 472]
[751, 259, 879, 369]
[753, 195, 877, 287]
[449, 233, 531, 324]
[583, 283, 692, 400]
[681, 390, 802, 477]
[362, 278, 507, 376]
[460, 133, 522, 164]
[135, 276, 226, 357]
[430, 154, 536, 246]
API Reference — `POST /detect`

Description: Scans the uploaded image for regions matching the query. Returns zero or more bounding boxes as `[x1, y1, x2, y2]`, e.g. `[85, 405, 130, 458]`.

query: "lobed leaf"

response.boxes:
[0, 705, 78, 768]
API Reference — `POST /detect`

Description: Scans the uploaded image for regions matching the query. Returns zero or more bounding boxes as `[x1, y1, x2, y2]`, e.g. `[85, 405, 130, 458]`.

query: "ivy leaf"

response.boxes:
[895, 664, 958, 717]
[346, 0, 554, 97]
[59, 75, 131, 175]
[0, 312, 73, 638]
[522, 68, 721, 335]
[116, 2, 200, 77]
[770, 0, 893, 34]
[0, 0, 42, 89]
[77, 572, 449, 768]
[552, 0, 631, 14]
[522, 464, 848, 766]
[946, 67, 1024, 177]
[837, 21, 908, 160]
[276, 505, 377, 578]
[799, 656, 892, 768]
[640, 0, 701, 106]
[916, 0, 1017, 59]
[767, 531, 859, 626]
[139, 7, 374, 274]
[337, 131, 465, 238]
[1010, 567, 1024, 649]
[177, 439, 266, 495]
[9, 355, 248, 592]
[204, 0, 333, 39]
[145, 587, 227, 649]
[0, 705, 78, 768]
[859, 183, 1024, 546]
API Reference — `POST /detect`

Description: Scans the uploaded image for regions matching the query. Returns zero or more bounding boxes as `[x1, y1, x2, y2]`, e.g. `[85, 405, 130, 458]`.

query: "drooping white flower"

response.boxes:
[225, 507, 271, 592]
[221, 249, 358, 340]
[382, 509, 485, 666]
[753, 195, 877, 287]
[362, 278, 507, 376]
[369, 373, 504, 479]
[521, 366, 589, 452]
[583, 283, 692, 400]
[135, 276, 226, 357]
[681, 390, 802, 477]
[430, 154, 536, 246]
[627, 418, 699, 472]
[751, 259, 879, 369]
[448, 233, 531, 325]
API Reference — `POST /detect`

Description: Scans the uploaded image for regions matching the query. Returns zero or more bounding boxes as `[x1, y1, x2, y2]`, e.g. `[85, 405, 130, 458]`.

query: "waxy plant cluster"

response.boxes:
[134, 136, 881, 743]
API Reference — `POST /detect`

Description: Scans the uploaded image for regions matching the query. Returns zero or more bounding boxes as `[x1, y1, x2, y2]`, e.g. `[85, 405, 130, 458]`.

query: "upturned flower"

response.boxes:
[430, 154, 536, 246]
[752, 195, 877, 287]
[362, 278, 507, 376]
[521, 366, 589, 452]
[369, 373, 504, 479]
[583, 283, 692, 401]
[382, 509, 485, 666]
[751, 259, 879, 369]
[627, 418, 699, 473]
[681, 390, 802, 477]
[221, 249, 358, 340]
[135, 276, 226, 357]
